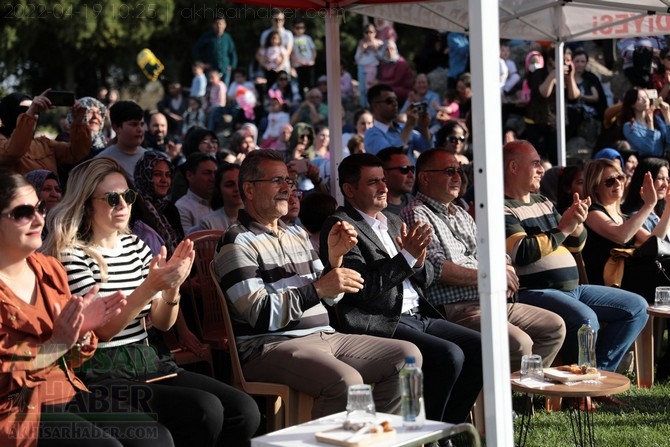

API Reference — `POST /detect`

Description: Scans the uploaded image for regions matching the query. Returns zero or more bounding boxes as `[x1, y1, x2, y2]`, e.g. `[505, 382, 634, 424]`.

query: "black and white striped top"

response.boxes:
[61, 234, 153, 348]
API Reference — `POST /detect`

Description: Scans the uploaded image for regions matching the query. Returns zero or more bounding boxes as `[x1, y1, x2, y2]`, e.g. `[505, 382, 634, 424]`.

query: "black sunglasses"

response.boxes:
[1, 200, 47, 224]
[93, 189, 138, 207]
[603, 174, 625, 187]
[422, 167, 464, 177]
[447, 136, 466, 143]
[385, 165, 415, 175]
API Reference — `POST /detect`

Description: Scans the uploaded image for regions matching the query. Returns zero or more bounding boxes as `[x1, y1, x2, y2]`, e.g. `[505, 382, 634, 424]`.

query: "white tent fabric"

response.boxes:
[351, 0, 670, 42]
[352, 0, 670, 165]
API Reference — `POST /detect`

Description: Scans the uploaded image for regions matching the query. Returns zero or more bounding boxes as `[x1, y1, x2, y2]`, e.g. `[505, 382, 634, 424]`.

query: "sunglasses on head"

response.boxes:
[603, 174, 625, 187]
[385, 165, 415, 175]
[93, 189, 138, 207]
[447, 136, 466, 143]
[1, 201, 47, 224]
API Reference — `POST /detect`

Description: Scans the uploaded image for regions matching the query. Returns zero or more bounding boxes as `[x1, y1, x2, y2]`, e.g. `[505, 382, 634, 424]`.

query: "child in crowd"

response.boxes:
[291, 20, 317, 99]
[227, 68, 257, 105]
[207, 70, 227, 131]
[256, 30, 287, 89]
[432, 89, 461, 133]
[260, 91, 290, 149]
[190, 61, 207, 100]
[182, 96, 206, 136]
[346, 134, 365, 156]
[355, 23, 382, 107]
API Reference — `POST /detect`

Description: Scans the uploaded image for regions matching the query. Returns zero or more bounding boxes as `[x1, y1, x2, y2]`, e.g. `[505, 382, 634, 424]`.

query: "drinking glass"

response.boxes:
[520, 354, 544, 382]
[655, 286, 670, 308]
[345, 384, 376, 423]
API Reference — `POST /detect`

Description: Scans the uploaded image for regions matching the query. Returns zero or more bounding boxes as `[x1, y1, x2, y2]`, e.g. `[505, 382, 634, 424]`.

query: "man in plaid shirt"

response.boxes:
[401, 149, 566, 371]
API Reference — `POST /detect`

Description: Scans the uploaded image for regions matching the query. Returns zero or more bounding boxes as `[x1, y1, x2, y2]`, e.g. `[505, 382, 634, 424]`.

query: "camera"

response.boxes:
[565, 63, 572, 75]
[411, 102, 428, 115]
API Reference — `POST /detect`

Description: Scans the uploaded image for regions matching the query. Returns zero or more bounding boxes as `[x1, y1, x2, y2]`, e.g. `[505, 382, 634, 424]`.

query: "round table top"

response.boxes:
[647, 306, 670, 318]
[510, 370, 630, 398]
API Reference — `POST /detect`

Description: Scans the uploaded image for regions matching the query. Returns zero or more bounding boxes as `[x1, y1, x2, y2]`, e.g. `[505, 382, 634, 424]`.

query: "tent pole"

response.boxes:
[325, 6, 344, 205]
[555, 42, 567, 166]
[469, 0, 514, 444]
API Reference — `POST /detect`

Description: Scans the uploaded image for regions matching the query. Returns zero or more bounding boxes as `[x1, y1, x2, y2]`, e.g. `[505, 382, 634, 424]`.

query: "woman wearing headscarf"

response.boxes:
[69, 97, 109, 155]
[0, 90, 91, 174]
[58, 96, 109, 191]
[376, 40, 414, 105]
[133, 151, 184, 256]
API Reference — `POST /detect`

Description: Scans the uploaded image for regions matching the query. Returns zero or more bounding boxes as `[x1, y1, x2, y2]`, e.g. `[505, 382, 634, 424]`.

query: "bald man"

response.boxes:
[502, 139, 647, 375]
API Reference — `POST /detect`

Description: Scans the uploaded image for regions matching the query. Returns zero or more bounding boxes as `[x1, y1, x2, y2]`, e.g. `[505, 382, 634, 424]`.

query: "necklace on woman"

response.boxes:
[0, 260, 29, 282]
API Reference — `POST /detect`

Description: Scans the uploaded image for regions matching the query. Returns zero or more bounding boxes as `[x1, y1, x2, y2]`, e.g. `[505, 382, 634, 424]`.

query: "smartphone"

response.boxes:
[47, 90, 76, 107]
[645, 89, 661, 106]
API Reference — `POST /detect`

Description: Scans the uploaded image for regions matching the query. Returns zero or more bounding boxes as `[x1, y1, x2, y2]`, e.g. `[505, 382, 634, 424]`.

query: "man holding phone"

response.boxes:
[0, 89, 91, 174]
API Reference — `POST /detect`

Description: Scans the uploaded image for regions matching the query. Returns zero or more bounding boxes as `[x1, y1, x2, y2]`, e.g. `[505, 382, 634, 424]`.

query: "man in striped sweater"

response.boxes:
[213, 149, 421, 419]
[503, 140, 648, 374]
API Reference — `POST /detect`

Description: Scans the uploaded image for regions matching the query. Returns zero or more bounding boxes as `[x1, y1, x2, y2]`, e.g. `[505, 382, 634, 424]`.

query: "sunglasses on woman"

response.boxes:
[603, 175, 625, 188]
[447, 136, 466, 143]
[93, 189, 138, 207]
[1, 200, 47, 224]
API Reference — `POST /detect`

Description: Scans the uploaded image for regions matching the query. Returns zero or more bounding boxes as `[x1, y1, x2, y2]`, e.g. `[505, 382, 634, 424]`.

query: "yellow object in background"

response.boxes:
[137, 48, 164, 81]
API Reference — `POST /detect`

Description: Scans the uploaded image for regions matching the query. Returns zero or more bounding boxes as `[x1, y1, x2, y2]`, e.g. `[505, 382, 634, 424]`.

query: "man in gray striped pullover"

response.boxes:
[214, 149, 421, 419]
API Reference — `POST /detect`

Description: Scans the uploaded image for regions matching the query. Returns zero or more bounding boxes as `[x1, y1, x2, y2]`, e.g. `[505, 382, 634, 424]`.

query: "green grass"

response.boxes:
[506, 379, 670, 447]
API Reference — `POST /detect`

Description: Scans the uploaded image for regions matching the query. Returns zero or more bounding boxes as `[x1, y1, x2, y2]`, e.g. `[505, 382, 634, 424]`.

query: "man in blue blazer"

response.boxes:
[320, 153, 483, 424]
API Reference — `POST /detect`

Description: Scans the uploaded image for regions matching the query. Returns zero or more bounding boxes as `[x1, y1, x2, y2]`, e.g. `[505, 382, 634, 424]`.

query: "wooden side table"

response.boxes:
[511, 370, 630, 447]
[634, 306, 670, 388]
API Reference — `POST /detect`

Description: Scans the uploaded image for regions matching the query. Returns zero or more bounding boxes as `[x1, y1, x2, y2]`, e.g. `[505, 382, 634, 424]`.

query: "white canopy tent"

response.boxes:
[352, 0, 670, 166]
[244, 1, 670, 445]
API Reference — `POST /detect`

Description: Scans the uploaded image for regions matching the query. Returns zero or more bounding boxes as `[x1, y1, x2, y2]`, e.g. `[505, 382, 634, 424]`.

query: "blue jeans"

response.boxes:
[357, 64, 367, 108]
[518, 285, 648, 371]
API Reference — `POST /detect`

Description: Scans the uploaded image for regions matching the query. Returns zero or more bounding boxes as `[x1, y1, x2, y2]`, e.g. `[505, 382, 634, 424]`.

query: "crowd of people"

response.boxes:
[1, 9, 670, 446]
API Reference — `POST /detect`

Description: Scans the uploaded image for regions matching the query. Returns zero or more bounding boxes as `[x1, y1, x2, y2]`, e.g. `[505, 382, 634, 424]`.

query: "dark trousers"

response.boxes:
[38, 389, 173, 447]
[393, 314, 483, 424]
[295, 66, 314, 100]
[93, 371, 261, 447]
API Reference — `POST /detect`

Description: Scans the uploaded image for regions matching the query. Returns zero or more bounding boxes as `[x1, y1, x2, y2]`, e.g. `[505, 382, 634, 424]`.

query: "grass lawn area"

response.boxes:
[505, 378, 670, 447]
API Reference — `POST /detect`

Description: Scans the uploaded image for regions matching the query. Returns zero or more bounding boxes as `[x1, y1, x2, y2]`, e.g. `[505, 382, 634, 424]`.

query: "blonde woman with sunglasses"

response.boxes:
[43, 157, 260, 447]
[582, 158, 668, 303]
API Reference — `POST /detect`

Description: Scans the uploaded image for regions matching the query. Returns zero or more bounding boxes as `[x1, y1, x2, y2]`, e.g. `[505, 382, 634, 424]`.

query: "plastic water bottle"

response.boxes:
[399, 356, 425, 429]
[577, 319, 597, 370]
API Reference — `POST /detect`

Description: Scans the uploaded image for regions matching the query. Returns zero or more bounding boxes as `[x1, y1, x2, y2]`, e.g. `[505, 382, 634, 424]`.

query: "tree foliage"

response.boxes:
[1, 1, 428, 98]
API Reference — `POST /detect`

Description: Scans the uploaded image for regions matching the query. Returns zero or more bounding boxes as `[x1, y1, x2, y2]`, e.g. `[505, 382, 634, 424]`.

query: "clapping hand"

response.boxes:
[50, 297, 85, 349]
[397, 221, 432, 267]
[328, 221, 358, 261]
[79, 285, 127, 334]
[641, 171, 659, 206]
[147, 241, 196, 293]
[559, 193, 591, 235]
